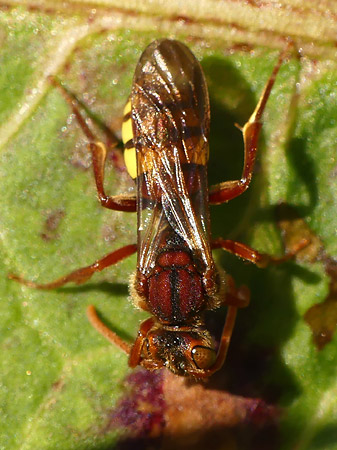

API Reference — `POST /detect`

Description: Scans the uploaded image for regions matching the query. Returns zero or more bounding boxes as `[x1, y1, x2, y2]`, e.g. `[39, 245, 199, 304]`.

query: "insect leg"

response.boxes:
[188, 276, 249, 379]
[224, 274, 250, 308]
[209, 305, 238, 375]
[128, 317, 164, 369]
[191, 305, 238, 379]
[89, 142, 136, 212]
[212, 237, 308, 268]
[9, 244, 137, 289]
[213, 275, 250, 373]
[87, 305, 132, 355]
[49, 76, 136, 212]
[209, 45, 290, 205]
[87, 311, 162, 367]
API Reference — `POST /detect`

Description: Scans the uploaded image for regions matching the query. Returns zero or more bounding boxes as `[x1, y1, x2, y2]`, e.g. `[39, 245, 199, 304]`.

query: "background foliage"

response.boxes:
[0, 1, 337, 449]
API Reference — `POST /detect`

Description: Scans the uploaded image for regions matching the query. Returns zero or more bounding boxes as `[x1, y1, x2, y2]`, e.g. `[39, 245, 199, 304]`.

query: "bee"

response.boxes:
[10, 39, 293, 378]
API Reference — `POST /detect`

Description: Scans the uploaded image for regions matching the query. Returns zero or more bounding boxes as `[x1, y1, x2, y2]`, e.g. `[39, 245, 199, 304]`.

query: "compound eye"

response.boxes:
[191, 346, 216, 370]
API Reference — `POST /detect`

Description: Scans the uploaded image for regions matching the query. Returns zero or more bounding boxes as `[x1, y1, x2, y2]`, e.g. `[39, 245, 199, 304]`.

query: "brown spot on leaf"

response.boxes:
[276, 203, 323, 263]
[304, 257, 337, 350]
[230, 43, 254, 53]
[276, 203, 337, 350]
[52, 378, 65, 392]
[40, 209, 65, 241]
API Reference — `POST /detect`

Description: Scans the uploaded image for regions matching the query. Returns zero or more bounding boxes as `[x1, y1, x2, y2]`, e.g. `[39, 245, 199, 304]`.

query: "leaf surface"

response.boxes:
[1, 2, 337, 449]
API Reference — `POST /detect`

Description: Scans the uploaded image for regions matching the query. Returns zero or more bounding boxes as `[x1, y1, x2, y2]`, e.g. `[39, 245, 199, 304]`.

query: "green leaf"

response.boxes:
[1, 3, 337, 449]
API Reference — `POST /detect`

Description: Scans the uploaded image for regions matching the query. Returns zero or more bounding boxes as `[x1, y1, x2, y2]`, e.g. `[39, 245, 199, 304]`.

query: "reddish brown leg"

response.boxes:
[128, 317, 160, 369]
[49, 76, 136, 213]
[189, 275, 250, 378]
[193, 277, 250, 378]
[225, 274, 250, 308]
[202, 305, 238, 377]
[205, 276, 250, 375]
[89, 313, 162, 370]
[87, 305, 131, 355]
[198, 232, 308, 378]
[209, 45, 290, 205]
[9, 244, 137, 289]
[212, 237, 308, 268]
[89, 142, 136, 212]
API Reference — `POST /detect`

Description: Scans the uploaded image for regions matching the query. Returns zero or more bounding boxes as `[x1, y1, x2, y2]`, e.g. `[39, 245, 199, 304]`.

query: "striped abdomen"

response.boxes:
[146, 248, 205, 324]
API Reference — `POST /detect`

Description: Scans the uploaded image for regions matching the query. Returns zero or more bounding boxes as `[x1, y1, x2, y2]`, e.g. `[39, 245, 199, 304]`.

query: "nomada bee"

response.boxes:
[11, 39, 301, 378]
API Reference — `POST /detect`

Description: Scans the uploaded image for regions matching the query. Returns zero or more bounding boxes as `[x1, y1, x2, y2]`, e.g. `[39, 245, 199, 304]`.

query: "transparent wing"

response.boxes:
[131, 40, 213, 276]
[137, 147, 212, 276]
